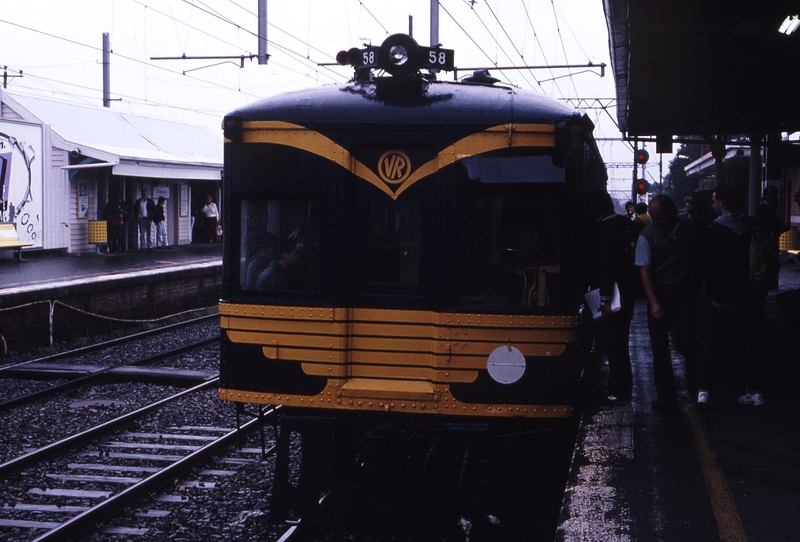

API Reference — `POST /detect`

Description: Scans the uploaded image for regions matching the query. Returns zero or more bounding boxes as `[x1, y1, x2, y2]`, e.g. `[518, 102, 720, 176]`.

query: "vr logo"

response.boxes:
[378, 150, 411, 185]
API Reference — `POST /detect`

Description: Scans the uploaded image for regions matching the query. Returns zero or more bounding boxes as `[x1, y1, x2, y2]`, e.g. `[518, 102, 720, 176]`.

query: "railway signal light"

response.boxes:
[634, 149, 649, 164]
[635, 179, 650, 195]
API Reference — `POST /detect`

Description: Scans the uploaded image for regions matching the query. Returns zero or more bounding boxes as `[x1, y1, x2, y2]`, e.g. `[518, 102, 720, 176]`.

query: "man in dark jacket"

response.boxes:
[104, 192, 127, 252]
[134, 189, 156, 251]
[756, 185, 785, 290]
[586, 191, 638, 403]
[697, 184, 766, 407]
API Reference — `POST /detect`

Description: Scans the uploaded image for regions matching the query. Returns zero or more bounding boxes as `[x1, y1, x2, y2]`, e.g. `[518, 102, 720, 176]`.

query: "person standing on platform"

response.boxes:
[756, 185, 785, 290]
[135, 189, 156, 252]
[697, 184, 768, 407]
[153, 196, 170, 249]
[104, 192, 127, 253]
[635, 195, 701, 410]
[202, 195, 219, 243]
[679, 196, 694, 219]
[587, 191, 638, 404]
[633, 202, 651, 232]
[625, 201, 636, 221]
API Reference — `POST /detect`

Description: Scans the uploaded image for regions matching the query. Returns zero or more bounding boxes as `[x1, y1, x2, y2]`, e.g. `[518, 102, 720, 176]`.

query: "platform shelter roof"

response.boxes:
[605, 0, 800, 137]
[0, 90, 222, 180]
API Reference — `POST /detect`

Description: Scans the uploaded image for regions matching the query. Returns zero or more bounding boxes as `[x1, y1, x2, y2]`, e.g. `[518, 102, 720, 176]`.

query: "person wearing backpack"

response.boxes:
[696, 184, 767, 408]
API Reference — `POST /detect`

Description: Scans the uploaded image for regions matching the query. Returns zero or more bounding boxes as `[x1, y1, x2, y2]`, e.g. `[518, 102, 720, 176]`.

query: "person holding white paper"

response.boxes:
[586, 191, 638, 404]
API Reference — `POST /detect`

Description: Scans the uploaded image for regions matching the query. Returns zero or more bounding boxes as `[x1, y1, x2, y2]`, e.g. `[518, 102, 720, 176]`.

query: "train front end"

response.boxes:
[219, 34, 606, 422]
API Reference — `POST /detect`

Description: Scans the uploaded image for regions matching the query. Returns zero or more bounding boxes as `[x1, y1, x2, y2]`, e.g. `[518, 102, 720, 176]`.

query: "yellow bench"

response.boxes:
[0, 222, 34, 261]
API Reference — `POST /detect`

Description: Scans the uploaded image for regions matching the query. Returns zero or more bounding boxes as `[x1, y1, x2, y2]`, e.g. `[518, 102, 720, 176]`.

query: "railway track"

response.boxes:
[0, 312, 218, 373]
[0, 314, 220, 411]
[0, 336, 219, 412]
[0, 379, 279, 541]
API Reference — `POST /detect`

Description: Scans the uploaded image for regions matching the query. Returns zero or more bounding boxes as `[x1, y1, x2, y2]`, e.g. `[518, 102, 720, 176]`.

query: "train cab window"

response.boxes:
[458, 190, 563, 310]
[367, 199, 421, 286]
[238, 197, 321, 294]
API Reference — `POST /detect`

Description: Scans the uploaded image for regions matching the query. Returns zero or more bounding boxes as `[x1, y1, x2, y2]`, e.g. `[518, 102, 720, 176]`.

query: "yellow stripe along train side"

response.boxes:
[219, 304, 578, 417]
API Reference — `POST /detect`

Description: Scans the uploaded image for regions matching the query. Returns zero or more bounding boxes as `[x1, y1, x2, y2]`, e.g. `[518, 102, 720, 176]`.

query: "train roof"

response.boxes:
[226, 80, 580, 129]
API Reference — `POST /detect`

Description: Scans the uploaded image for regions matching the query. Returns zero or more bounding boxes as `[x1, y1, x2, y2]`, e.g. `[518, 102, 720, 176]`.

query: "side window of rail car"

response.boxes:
[239, 197, 321, 294]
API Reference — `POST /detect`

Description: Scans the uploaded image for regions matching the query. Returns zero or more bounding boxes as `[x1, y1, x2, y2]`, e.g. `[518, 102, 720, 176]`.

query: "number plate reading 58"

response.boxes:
[420, 47, 454, 70]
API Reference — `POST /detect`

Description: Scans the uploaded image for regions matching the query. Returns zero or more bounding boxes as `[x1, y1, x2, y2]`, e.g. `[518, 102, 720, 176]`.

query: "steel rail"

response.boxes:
[0, 312, 218, 374]
[0, 378, 219, 478]
[31, 405, 281, 542]
[276, 491, 332, 542]
[0, 336, 220, 412]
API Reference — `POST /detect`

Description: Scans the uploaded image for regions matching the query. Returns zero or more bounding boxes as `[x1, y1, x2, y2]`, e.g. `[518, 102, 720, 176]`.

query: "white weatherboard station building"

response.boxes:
[0, 90, 222, 254]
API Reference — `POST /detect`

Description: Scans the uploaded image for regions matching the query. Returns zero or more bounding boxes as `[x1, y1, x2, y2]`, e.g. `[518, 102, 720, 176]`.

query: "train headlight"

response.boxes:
[388, 45, 410, 67]
[378, 34, 420, 77]
[487, 345, 526, 384]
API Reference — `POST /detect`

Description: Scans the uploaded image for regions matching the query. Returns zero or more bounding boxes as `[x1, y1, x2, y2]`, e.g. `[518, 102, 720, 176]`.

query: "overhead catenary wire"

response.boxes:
[6, 2, 626, 146]
[220, 0, 353, 62]
[0, 19, 347, 127]
[0, 4, 348, 117]
[356, 1, 390, 36]
[168, 0, 347, 81]
[520, 0, 563, 95]
[12, 74, 230, 121]
[438, 3, 495, 73]
[131, 0, 345, 83]
[480, 1, 537, 89]
[0, 18, 253, 96]
[549, 0, 580, 99]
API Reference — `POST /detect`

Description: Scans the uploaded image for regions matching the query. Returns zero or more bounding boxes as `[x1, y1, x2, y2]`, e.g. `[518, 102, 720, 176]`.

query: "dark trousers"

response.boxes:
[107, 225, 124, 251]
[647, 288, 700, 404]
[699, 298, 764, 396]
[205, 216, 218, 242]
[593, 285, 636, 399]
[138, 217, 153, 249]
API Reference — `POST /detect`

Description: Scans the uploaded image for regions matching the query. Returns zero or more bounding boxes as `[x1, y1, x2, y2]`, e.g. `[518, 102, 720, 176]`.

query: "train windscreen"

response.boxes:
[458, 192, 563, 309]
[366, 199, 421, 286]
[458, 151, 565, 309]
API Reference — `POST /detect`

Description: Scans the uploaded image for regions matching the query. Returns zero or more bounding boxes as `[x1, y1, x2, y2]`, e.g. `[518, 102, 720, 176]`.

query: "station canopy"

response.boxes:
[1, 90, 222, 180]
[605, 0, 800, 137]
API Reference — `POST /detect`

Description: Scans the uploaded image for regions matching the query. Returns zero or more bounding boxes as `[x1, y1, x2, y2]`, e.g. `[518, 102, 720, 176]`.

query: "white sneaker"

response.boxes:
[697, 390, 710, 406]
[738, 390, 764, 406]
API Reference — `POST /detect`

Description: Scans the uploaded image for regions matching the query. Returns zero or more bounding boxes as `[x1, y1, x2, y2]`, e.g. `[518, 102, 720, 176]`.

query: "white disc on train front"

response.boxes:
[487, 345, 526, 384]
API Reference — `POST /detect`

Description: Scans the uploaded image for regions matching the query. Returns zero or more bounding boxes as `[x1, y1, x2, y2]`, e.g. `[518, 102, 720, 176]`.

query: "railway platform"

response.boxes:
[0, 242, 222, 292]
[558, 259, 800, 542]
[0, 243, 222, 351]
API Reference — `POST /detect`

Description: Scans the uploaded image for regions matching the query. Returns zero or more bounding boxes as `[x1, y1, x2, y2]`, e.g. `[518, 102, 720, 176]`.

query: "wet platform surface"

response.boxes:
[559, 261, 800, 541]
[0, 243, 222, 295]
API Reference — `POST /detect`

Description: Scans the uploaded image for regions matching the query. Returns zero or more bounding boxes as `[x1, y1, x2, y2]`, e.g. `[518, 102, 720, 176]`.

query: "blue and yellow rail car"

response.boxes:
[218, 33, 606, 517]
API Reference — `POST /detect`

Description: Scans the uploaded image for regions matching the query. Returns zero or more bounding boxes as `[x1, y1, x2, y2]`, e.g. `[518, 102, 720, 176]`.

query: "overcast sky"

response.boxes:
[0, 0, 659, 192]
